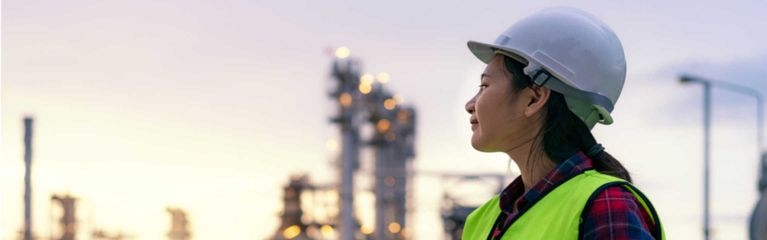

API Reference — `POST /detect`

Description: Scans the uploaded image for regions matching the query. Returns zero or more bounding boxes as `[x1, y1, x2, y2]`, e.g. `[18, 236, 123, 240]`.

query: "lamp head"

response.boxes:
[679, 74, 696, 84]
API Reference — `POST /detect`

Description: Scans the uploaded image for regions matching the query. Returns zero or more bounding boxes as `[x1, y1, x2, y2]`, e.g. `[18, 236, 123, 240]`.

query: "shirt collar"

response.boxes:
[499, 151, 594, 213]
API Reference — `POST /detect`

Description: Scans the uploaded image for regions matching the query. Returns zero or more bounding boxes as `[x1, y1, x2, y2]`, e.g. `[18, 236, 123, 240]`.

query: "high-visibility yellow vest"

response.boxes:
[462, 170, 664, 239]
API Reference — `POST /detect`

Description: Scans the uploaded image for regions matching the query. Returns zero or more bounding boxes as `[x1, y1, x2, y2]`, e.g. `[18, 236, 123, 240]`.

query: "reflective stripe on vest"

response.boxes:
[461, 170, 665, 239]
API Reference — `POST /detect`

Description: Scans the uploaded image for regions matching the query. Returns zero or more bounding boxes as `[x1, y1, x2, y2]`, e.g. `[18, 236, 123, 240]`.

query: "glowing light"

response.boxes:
[388, 222, 401, 233]
[283, 225, 301, 239]
[360, 74, 375, 85]
[325, 190, 339, 203]
[320, 225, 335, 238]
[335, 47, 351, 59]
[359, 82, 372, 94]
[326, 139, 339, 151]
[339, 92, 352, 107]
[393, 94, 405, 104]
[377, 119, 391, 133]
[384, 98, 396, 110]
[359, 74, 375, 94]
[376, 72, 390, 83]
[360, 224, 374, 235]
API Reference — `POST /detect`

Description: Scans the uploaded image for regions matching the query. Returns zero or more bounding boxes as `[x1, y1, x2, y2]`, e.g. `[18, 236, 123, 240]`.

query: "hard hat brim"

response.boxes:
[467, 40, 529, 66]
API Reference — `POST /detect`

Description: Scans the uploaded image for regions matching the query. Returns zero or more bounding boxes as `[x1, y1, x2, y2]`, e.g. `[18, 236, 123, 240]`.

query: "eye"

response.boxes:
[478, 84, 488, 89]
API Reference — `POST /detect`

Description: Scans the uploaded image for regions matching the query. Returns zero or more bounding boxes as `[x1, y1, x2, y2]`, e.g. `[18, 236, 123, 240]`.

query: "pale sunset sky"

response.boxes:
[2, 1, 767, 239]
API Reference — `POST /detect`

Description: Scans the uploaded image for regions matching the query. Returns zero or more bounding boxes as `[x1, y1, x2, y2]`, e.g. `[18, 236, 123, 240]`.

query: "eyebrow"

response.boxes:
[481, 73, 490, 80]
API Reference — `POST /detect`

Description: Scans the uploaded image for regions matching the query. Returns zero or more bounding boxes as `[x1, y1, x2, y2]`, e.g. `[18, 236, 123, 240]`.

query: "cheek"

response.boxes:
[477, 94, 518, 124]
[474, 96, 494, 125]
[475, 99, 507, 138]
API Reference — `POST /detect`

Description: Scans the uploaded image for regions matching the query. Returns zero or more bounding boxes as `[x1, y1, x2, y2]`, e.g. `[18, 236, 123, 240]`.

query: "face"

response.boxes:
[465, 55, 542, 153]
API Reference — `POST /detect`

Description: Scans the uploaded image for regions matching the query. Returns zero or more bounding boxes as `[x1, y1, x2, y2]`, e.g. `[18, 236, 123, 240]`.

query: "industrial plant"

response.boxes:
[10, 50, 767, 240]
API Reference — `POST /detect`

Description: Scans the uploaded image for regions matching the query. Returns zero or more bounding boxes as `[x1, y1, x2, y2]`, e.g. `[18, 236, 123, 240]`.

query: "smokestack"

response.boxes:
[23, 117, 34, 240]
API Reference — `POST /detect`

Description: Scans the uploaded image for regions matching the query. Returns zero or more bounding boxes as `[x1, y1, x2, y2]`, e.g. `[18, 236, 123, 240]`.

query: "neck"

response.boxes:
[507, 141, 555, 191]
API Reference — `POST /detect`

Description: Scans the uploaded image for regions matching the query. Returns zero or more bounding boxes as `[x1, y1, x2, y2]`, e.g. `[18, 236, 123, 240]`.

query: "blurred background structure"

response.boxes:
[22, 117, 34, 240]
[3, 1, 767, 239]
[269, 52, 511, 239]
[753, 184, 767, 240]
[678, 74, 766, 240]
[166, 208, 190, 240]
[51, 194, 77, 240]
[275, 52, 404, 239]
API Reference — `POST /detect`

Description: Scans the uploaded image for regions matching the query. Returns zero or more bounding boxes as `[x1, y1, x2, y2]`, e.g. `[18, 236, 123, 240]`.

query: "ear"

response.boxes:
[523, 86, 551, 117]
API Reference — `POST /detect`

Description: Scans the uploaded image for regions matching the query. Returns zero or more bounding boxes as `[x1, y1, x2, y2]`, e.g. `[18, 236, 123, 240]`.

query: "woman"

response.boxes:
[461, 7, 665, 240]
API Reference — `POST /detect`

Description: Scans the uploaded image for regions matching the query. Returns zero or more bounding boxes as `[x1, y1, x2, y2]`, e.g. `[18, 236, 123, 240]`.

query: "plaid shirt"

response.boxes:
[489, 152, 657, 240]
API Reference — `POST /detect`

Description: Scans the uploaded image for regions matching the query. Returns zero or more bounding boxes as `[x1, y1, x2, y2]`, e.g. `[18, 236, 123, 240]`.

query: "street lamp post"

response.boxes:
[679, 74, 764, 240]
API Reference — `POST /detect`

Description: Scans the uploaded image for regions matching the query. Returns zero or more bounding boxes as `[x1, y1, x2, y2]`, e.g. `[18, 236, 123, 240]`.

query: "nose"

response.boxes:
[465, 95, 476, 114]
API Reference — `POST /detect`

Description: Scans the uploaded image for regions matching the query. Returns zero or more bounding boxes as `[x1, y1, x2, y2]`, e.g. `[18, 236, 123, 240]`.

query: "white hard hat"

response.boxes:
[467, 7, 626, 128]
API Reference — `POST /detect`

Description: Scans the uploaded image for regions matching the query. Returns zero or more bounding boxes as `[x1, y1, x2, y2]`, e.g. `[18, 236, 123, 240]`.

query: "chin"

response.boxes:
[470, 137, 495, 152]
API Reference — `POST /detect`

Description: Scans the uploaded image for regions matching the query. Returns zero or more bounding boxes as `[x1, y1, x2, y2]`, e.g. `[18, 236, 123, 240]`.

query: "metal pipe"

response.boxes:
[23, 117, 34, 240]
[757, 96, 766, 192]
[703, 82, 711, 240]
[340, 123, 358, 240]
[374, 141, 390, 240]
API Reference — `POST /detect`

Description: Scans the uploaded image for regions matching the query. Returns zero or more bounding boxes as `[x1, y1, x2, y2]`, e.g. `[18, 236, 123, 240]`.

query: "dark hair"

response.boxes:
[503, 56, 632, 182]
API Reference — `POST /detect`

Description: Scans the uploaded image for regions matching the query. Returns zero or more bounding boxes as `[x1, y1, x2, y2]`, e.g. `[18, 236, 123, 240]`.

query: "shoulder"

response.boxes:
[580, 185, 656, 240]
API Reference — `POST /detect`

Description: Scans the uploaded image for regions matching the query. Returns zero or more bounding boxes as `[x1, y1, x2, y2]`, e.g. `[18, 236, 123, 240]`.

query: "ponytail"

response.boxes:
[503, 56, 632, 182]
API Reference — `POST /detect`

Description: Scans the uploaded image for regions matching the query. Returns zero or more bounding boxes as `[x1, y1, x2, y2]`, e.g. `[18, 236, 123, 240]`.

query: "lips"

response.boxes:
[470, 117, 478, 130]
